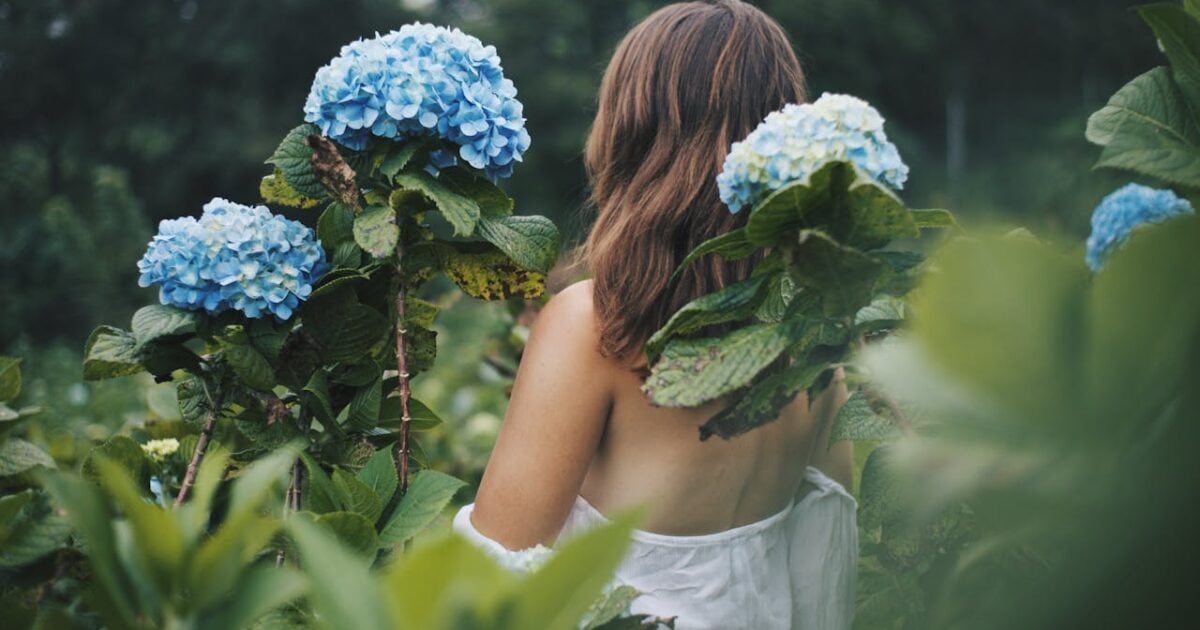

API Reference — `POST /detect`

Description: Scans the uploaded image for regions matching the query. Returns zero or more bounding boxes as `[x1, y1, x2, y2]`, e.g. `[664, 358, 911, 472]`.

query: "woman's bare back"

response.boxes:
[471, 280, 852, 548]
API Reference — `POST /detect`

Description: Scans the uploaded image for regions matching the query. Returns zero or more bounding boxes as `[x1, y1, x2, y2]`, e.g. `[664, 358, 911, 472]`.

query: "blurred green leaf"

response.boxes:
[94, 457, 184, 586]
[910, 209, 960, 230]
[82, 436, 147, 493]
[0, 356, 22, 401]
[1139, 4, 1200, 120]
[200, 566, 307, 630]
[383, 533, 515, 628]
[0, 438, 54, 477]
[829, 390, 902, 445]
[289, 517, 391, 630]
[0, 508, 71, 568]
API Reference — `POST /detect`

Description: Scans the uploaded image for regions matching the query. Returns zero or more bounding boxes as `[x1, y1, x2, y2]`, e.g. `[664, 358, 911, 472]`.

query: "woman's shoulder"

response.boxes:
[528, 279, 604, 358]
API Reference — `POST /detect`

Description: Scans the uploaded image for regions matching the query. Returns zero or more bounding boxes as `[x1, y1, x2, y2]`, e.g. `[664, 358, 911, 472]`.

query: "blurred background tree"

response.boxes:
[0, 0, 1163, 459]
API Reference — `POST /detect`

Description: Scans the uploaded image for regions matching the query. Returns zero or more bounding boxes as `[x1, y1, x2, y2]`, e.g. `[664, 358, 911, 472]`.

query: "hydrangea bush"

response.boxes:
[304, 23, 530, 180]
[717, 93, 909, 213]
[1085, 183, 1195, 270]
[136, 198, 329, 320]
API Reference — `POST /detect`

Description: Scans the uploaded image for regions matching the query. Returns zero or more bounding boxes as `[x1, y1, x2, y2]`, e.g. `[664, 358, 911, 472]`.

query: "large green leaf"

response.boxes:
[745, 161, 917, 250]
[315, 510, 380, 557]
[346, 378, 383, 429]
[266, 124, 329, 200]
[378, 140, 425, 180]
[828, 390, 902, 445]
[94, 458, 185, 585]
[475, 214, 560, 273]
[355, 448, 398, 507]
[83, 325, 144, 380]
[332, 469, 383, 525]
[855, 295, 907, 335]
[317, 202, 362, 268]
[788, 230, 889, 318]
[353, 204, 400, 259]
[0, 438, 55, 477]
[910, 209, 960, 231]
[289, 517, 391, 630]
[382, 533, 515, 628]
[642, 321, 799, 408]
[0, 489, 31, 538]
[0, 509, 71, 568]
[672, 228, 757, 279]
[440, 247, 547, 300]
[378, 395, 444, 432]
[698, 362, 825, 440]
[645, 274, 773, 360]
[1087, 66, 1200, 188]
[858, 446, 904, 530]
[82, 436, 147, 491]
[200, 566, 307, 630]
[510, 511, 639, 630]
[377, 469, 465, 546]
[0, 357, 21, 402]
[260, 167, 322, 209]
[300, 452, 342, 514]
[393, 170, 481, 236]
[1140, 4, 1200, 121]
[439, 165, 515, 216]
[304, 288, 390, 364]
[221, 340, 276, 392]
[176, 375, 211, 424]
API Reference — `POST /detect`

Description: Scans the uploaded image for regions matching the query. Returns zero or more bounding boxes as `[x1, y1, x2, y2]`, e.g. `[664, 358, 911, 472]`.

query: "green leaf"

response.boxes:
[176, 375, 211, 424]
[378, 141, 424, 179]
[221, 340, 276, 392]
[81, 436, 146, 490]
[788, 230, 889, 318]
[475, 214, 560, 273]
[383, 533, 514, 628]
[200, 566, 307, 630]
[1187, 0, 1200, 19]
[855, 295, 907, 335]
[0, 490, 31, 536]
[317, 202, 362, 267]
[353, 204, 400, 259]
[829, 390, 902, 445]
[910, 209, 960, 230]
[356, 448, 398, 507]
[440, 247, 547, 300]
[247, 318, 288, 363]
[260, 167, 322, 209]
[0, 357, 21, 402]
[0, 509, 71, 568]
[378, 395, 444, 432]
[698, 362, 825, 440]
[745, 161, 918, 250]
[93, 457, 185, 584]
[288, 517, 391, 630]
[582, 585, 641, 630]
[645, 274, 773, 360]
[332, 469, 383, 525]
[393, 170, 481, 236]
[1087, 67, 1200, 188]
[83, 325, 144, 381]
[305, 288, 390, 364]
[858, 446, 904, 529]
[309, 268, 370, 301]
[1139, 4, 1200, 120]
[511, 511, 639, 630]
[377, 469, 465, 546]
[315, 510, 380, 557]
[672, 228, 757, 279]
[642, 321, 799, 408]
[266, 124, 329, 200]
[300, 452, 342, 514]
[346, 378, 383, 429]
[302, 370, 334, 424]
[276, 331, 323, 391]
[440, 165, 515, 217]
[0, 438, 54, 477]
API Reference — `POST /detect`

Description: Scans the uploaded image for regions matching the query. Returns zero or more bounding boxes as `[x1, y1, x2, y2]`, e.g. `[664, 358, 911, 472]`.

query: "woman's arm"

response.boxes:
[808, 367, 854, 492]
[470, 281, 614, 550]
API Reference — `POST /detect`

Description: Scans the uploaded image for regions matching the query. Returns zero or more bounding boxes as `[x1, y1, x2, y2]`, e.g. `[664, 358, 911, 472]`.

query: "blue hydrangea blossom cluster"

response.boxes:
[303, 23, 531, 180]
[717, 93, 909, 213]
[1086, 183, 1195, 270]
[137, 198, 329, 320]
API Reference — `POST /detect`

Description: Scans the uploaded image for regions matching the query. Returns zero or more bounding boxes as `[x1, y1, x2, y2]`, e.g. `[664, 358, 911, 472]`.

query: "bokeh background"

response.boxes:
[0, 0, 1161, 479]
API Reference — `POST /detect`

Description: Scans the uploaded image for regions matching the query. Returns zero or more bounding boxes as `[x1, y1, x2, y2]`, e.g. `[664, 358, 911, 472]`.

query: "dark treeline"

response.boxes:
[0, 0, 1161, 346]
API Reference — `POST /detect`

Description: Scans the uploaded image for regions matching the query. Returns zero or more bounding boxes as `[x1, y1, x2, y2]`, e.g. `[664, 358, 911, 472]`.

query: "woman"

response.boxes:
[453, 2, 857, 627]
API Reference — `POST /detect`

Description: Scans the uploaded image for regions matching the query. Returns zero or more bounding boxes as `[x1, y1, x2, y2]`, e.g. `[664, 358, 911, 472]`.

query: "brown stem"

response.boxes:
[393, 241, 413, 496]
[276, 459, 303, 567]
[174, 409, 217, 507]
[855, 335, 915, 435]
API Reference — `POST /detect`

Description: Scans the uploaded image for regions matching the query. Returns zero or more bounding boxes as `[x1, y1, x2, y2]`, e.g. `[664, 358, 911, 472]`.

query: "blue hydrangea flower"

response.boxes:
[137, 198, 330, 320]
[303, 23, 531, 180]
[1086, 183, 1195, 270]
[716, 93, 909, 213]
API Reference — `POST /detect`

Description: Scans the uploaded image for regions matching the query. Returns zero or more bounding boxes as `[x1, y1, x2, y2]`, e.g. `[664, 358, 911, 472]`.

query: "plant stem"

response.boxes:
[174, 409, 217, 507]
[276, 459, 303, 567]
[393, 239, 413, 496]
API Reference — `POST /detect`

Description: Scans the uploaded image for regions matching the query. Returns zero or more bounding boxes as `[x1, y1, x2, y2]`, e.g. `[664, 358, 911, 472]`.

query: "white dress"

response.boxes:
[452, 466, 858, 630]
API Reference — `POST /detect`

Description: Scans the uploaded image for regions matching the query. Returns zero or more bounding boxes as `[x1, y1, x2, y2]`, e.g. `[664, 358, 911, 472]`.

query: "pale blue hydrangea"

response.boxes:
[137, 198, 329, 320]
[303, 23, 531, 180]
[717, 93, 909, 213]
[1086, 183, 1194, 270]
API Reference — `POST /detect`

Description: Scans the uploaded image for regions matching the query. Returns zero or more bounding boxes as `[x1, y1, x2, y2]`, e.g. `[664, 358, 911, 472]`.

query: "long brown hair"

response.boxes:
[581, 0, 806, 362]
